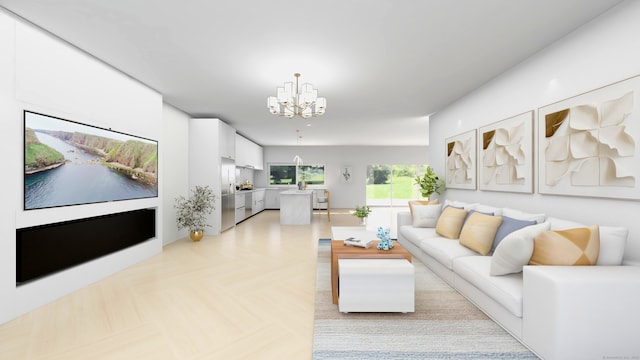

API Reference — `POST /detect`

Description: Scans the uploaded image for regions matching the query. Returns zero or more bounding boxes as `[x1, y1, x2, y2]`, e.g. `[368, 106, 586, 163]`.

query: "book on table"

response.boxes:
[343, 237, 373, 248]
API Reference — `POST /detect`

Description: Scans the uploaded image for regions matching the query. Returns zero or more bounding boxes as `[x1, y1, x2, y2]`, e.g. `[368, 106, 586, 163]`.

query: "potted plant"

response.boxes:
[174, 185, 216, 241]
[353, 205, 372, 225]
[414, 166, 446, 200]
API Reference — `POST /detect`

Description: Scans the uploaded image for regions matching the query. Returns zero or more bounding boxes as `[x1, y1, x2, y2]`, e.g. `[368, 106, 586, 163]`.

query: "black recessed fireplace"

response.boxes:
[16, 208, 156, 284]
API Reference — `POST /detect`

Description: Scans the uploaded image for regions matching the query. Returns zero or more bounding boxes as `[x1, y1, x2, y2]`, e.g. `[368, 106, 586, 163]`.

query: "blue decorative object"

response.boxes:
[376, 226, 393, 251]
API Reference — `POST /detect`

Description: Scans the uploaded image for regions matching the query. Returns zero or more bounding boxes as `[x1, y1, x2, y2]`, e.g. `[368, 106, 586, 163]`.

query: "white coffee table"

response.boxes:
[331, 226, 377, 241]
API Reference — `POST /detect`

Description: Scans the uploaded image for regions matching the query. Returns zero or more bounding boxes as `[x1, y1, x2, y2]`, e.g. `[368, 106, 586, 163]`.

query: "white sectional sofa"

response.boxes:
[397, 200, 640, 360]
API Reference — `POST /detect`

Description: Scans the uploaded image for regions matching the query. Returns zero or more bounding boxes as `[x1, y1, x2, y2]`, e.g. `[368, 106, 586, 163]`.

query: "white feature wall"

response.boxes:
[429, 0, 640, 265]
[0, 9, 163, 324]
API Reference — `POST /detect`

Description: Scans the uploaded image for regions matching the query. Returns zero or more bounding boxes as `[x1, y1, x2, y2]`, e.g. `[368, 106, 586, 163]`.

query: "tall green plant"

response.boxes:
[414, 166, 445, 199]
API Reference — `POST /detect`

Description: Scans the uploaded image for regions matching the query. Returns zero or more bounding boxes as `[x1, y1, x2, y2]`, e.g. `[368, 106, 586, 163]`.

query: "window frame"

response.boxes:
[268, 163, 326, 187]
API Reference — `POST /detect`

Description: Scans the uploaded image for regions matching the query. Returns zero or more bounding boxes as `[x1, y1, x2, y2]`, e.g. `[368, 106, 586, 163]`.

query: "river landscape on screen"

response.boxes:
[24, 111, 158, 210]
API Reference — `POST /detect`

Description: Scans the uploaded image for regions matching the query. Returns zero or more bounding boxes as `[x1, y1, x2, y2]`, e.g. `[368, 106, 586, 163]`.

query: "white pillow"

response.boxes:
[598, 226, 627, 265]
[411, 204, 442, 228]
[502, 208, 545, 224]
[490, 222, 550, 276]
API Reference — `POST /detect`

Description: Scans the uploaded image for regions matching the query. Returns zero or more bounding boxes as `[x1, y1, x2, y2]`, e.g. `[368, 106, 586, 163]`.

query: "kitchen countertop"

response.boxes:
[235, 188, 265, 193]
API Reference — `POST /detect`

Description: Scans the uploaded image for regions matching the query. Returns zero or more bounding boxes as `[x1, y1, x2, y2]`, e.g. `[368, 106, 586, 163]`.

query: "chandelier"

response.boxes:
[267, 73, 326, 118]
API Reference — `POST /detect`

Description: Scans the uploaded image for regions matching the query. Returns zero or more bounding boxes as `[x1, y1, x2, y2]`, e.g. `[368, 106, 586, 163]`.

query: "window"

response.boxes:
[269, 164, 325, 186]
[299, 165, 325, 185]
[366, 164, 429, 205]
[269, 164, 297, 185]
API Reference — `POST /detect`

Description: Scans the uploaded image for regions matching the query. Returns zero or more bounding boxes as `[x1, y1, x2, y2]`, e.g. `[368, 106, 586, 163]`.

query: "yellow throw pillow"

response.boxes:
[529, 224, 600, 265]
[435, 206, 468, 239]
[409, 199, 439, 217]
[459, 212, 503, 255]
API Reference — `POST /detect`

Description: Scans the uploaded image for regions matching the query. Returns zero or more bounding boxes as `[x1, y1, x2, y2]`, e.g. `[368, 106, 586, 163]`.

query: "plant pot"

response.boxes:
[190, 230, 204, 242]
[359, 217, 367, 225]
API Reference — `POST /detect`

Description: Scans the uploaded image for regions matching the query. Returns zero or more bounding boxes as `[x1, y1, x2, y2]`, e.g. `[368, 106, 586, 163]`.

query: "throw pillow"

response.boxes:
[491, 216, 537, 253]
[411, 204, 443, 228]
[546, 217, 627, 265]
[459, 212, 503, 255]
[408, 199, 439, 217]
[598, 225, 627, 265]
[529, 224, 600, 266]
[490, 222, 550, 275]
[435, 206, 468, 239]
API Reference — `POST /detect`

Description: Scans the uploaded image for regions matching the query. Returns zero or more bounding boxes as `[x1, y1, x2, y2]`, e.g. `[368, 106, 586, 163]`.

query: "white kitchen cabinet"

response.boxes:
[265, 189, 285, 209]
[235, 193, 245, 224]
[219, 121, 236, 160]
[252, 189, 265, 215]
[235, 134, 263, 169]
[189, 118, 232, 235]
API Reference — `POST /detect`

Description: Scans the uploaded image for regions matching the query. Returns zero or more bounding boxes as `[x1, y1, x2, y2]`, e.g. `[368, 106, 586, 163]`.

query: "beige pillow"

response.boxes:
[409, 199, 439, 217]
[529, 224, 600, 265]
[411, 204, 442, 228]
[435, 206, 468, 239]
[459, 212, 503, 255]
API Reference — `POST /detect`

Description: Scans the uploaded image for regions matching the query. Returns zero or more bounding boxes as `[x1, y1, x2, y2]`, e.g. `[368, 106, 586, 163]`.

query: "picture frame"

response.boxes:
[479, 111, 533, 193]
[445, 129, 476, 190]
[538, 75, 640, 199]
[340, 166, 353, 184]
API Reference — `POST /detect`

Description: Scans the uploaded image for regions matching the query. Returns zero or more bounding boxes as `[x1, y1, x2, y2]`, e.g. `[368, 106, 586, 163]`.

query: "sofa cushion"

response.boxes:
[400, 225, 438, 248]
[435, 206, 468, 239]
[411, 204, 442, 228]
[547, 217, 627, 265]
[453, 256, 524, 317]
[419, 237, 478, 270]
[492, 215, 537, 252]
[444, 200, 479, 211]
[459, 212, 503, 255]
[491, 222, 551, 275]
[469, 204, 503, 217]
[502, 208, 545, 224]
[530, 224, 600, 266]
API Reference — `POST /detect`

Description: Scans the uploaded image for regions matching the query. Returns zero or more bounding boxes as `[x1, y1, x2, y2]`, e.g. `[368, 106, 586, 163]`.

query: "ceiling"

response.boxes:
[0, 0, 624, 146]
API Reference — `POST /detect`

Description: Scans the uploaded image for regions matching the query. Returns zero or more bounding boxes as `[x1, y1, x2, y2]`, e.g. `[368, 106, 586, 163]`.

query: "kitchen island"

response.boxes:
[279, 189, 314, 224]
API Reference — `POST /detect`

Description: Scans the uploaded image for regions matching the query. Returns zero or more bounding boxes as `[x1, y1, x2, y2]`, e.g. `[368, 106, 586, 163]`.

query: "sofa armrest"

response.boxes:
[397, 211, 412, 228]
[396, 211, 412, 242]
[523, 266, 640, 360]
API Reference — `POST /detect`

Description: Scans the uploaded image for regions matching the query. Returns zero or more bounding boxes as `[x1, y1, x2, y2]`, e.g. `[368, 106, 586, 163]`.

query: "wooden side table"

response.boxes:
[330, 240, 412, 304]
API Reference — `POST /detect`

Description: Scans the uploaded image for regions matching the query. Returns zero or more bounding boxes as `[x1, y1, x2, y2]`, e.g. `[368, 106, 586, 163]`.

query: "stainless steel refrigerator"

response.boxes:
[220, 157, 236, 232]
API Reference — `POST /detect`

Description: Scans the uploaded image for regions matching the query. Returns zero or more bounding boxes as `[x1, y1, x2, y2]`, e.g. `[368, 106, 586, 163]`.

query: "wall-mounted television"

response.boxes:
[24, 111, 158, 210]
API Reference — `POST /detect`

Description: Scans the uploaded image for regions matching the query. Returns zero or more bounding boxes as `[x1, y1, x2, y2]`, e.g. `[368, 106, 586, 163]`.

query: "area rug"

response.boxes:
[312, 240, 538, 359]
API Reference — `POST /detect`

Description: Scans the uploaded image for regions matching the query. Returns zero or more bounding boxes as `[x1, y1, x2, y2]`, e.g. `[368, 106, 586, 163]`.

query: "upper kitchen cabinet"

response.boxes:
[219, 121, 236, 160]
[235, 134, 264, 170]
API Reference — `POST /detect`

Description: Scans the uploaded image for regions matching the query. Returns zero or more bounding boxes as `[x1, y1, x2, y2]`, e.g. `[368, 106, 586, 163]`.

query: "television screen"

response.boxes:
[24, 111, 158, 210]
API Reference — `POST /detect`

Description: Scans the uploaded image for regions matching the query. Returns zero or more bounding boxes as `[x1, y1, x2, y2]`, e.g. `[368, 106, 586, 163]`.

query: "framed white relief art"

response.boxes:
[479, 111, 533, 193]
[538, 75, 640, 199]
[445, 129, 476, 190]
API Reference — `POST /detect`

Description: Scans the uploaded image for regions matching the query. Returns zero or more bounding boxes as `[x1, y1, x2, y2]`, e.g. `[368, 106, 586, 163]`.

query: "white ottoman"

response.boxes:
[338, 258, 415, 313]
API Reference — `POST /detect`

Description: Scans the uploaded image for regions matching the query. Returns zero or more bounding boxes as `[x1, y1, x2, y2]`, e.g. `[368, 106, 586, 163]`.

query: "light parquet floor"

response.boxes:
[0, 209, 362, 360]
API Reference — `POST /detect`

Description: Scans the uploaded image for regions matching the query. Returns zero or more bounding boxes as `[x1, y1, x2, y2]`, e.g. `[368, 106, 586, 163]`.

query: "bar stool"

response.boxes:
[317, 190, 330, 222]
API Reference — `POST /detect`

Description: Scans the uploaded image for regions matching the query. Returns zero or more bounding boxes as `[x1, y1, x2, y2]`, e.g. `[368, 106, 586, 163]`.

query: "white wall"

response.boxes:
[258, 146, 429, 208]
[0, 9, 163, 323]
[430, 0, 640, 265]
[162, 103, 190, 244]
